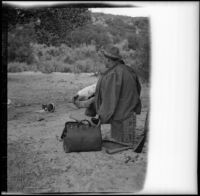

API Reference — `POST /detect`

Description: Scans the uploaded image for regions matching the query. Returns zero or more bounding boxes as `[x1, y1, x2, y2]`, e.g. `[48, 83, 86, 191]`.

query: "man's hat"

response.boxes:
[102, 46, 122, 60]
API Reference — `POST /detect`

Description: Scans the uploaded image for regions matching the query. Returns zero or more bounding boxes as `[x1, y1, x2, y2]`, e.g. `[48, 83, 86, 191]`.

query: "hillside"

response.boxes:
[73, 12, 150, 48]
[92, 12, 149, 30]
[7, 9, 150, 81]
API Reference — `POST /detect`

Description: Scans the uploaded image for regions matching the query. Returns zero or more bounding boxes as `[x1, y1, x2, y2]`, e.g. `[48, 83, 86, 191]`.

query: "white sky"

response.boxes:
[90, 7, 149, 17]
[2, 1, 174, 17]
[3, 1, 199, 195]
[3, 1, 149, 17]
[3, 1, 150, 17]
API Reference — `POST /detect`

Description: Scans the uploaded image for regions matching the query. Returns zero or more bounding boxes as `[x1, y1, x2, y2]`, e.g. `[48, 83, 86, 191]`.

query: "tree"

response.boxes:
[65, 24, 112, 49]
[2, 5, 37, 30]
[8, 23, 37, 64]
[2, 5, 91, 46]
[34, 8, 91, 46]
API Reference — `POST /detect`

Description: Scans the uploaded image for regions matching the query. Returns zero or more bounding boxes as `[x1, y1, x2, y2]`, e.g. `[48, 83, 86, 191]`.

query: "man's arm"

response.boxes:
[74, 96, 95, 108]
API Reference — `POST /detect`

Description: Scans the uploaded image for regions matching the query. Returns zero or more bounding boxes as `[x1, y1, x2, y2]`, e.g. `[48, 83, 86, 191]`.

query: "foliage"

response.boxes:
[7, 62, 29, 72]
[8, 43, 143, 78]
[34, 8, 91, 46]
[66, 24, 112, 49]
[3, 5, 91, 45]
[29, 43, 105, 74]
[5, 7, 150, 81]
[8, 23, 36, 64]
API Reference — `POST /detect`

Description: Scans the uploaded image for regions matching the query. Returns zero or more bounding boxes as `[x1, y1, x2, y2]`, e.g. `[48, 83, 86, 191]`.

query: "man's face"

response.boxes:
[104, 57, 113, 68]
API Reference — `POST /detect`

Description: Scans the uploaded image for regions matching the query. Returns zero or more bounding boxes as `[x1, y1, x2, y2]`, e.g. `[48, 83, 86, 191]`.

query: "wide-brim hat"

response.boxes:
[102, 46, 122, 60]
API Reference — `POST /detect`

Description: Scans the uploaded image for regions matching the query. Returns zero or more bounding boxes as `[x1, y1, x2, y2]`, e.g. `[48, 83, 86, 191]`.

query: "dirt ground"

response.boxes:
[7, 72, 149, 193]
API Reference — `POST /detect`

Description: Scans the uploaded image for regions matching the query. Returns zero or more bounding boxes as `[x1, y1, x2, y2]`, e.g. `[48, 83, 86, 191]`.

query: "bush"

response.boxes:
[73, 58, 92, 73]
[38, 60, 57, 73]
[56, 63, 73, 73]
[8, 62, 29, 72]
[73, 44, 97, 60]
[60, 66, 72, 73]
[115, 39, 129, 51]
[30, 43, 101, 73]
[7, 42, 149, 81]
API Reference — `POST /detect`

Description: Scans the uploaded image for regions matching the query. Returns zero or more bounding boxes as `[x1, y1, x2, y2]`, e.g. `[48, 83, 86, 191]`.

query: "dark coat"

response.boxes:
[95, 61, 141, 124]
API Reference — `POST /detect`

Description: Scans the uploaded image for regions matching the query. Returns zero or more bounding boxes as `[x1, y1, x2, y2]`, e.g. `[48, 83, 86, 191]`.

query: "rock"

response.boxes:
[124, 156, 131, 164]
[7, 99, 12, 105]
[65, 165, 71, 172]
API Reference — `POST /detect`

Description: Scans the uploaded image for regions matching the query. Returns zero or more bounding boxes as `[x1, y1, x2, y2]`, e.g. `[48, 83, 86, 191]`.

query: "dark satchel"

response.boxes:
[61, 120, 102, 153]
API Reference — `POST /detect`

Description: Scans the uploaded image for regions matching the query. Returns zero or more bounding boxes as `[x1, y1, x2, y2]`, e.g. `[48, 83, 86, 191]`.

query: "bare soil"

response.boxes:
[7, 72, 149, 193]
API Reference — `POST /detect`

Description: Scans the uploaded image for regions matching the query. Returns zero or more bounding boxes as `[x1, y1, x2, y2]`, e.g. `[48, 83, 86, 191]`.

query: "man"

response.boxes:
[93, 45, 142, 145]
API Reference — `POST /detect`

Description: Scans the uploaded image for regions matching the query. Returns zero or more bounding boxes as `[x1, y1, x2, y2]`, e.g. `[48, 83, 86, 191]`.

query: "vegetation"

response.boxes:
[3, 5, 150, 81]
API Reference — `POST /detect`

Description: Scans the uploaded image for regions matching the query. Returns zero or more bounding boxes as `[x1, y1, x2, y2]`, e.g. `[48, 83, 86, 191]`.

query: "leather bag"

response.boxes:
[61, 120, 102, 153]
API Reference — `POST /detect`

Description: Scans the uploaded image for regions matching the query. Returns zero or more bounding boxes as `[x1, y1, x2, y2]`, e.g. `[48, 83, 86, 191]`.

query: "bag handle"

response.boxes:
[79, 120, 91, 127]
[96, 118, 101, 127]
[90, 118, 101, 127]
[79, 119, 101, 127]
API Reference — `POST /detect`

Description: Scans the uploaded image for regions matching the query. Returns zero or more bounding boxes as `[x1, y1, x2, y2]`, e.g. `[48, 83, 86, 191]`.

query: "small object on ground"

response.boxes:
[124, 156, 131, 163]
[105, 136, 146, 154]
[103, 137, 145, 155]
[7, 99, 11, 105]
[56, 135, 63, 142]
[102, 139, 130, 154]
[103, 138, 130, 147]
[37, 117, 45, 121]
[106, 146, 132, 154]
[35, 109, 46, 113]
[42, 103, 55, 112]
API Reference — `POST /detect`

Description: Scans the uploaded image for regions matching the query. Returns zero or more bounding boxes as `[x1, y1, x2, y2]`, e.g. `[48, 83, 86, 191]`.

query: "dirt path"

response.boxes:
[7, 72, 148, 193]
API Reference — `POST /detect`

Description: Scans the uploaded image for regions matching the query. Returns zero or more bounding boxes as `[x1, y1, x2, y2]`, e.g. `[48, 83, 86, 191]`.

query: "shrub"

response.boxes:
[115, 39, 129, 51]
[7, 62, 29, 72]
[73, 58, 94, 73]
[63, 56, 74, 64]
[30, 43, 101, 73]
[56, 63, 73, 73]
[7, 42, 149, 81]
[61, 66, 72, 73]
[73, 44, 97, 60]
[38, 60, 57, 73]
